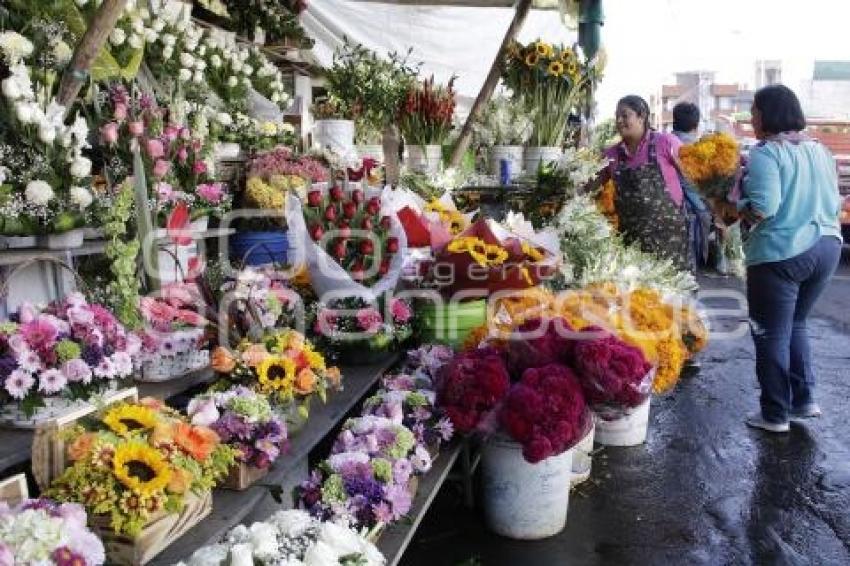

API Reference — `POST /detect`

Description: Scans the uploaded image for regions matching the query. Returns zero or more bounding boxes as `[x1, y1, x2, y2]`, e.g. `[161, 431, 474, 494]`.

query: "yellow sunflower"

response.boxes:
[257, 356, 296, 394]
[484, 244, 509, 266]
[102, 405, 160, 437]
[465, 239, 488, 267]
[305, 348, 326, 371]
[112, 443, 172, 497]
[448, 213, 466, 235]
[559, 48, 575, 63]
[424, 200, 447, 215]
[522, 242, 545, 262]
[534, 41, 553, 57]
[524, 52, 540, 67]
[447, 236, 480, 254]
[547, 61, 565, 77]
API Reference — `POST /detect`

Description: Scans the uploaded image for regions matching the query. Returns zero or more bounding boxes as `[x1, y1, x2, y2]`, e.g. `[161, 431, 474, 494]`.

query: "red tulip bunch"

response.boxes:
[303, 184, 398, 286]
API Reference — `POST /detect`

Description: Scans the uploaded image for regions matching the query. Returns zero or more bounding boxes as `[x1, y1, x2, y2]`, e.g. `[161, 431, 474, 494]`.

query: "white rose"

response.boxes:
[144, 28, 158, 43]
[194, 60, 206, 71]
[70, 156, 92, 179]
[38, 123, 56, 144]
[179, 68, 192, 82]
[162, 46, 174, 60]
[131, 17, 144, 35]
[216, 112, 232, 126]
[242, 64, 253, 77]
[2, 77, 21, 100]
[185, 40, 198, 52]
[179, 52, 194, 68]
[14, 101, 35, 123]
[241, 77, 251, 87]
[153, 19, 165, 33]
[25, 180, 54, 206]
[210, 54, 222, 68]
[232, 60, 243, 73]
[227, 76, 238, 88]
[70, 186, 93, 209]
[128, 34, 143, 50]
[109, 28, 126, 46]
[192, 70, 203, 84]
[162, 33, 176, 47]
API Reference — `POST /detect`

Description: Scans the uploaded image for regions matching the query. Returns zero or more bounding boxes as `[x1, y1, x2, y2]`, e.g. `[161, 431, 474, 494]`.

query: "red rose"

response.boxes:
[324, 205, 337, 222]
[361, 217, 373, 230]
[378, 258, 390, 276]
[350, 261, 365, 282]
[342, 201, 357, 219]
[352, 189, 365, 204]
[385, 237, 399, 254]
[379, 216, 392, 230]
[330, 185, 344, 202]
[359, 239, 374, 255]
[337, 220, 351, 239]
[368, 196, 380, 208]
[332, 239, 347, 259]
[309, 224, 324, 242]
[366, 202, 380, 216]
[307, 190, 322, 207]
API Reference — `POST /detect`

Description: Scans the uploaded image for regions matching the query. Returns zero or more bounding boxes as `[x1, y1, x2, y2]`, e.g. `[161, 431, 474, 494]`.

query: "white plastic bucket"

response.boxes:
[489, 145, 524, 177]
[571, 420, 596, 486]
[44, 228, 85, 250]
[482, 436, 573, 540]
[357, 144, 385, 163]
[594, 397, 651, 447]
[524, 146, 562, 174]
[314, 119, 355, 154]
[406, 144, 442, 174]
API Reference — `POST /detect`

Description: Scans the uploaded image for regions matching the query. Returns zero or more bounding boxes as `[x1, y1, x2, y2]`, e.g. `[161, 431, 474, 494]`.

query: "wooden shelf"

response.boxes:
[377, 443, 463, 566]
[0, 241, 107, 267]
[149, 355, 399, 565]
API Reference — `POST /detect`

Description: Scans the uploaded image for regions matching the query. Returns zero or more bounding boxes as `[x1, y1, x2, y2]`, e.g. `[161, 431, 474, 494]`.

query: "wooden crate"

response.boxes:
[90, 490, 212, 566]
[221, 462, 269, 491]
[0, 473, 28, 506]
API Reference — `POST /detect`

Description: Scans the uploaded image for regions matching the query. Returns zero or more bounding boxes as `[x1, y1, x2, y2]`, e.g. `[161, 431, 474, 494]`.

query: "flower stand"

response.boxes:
[91, 490, 212, 566]
[0, 235, 38, 249]
[406, 145, 442, 173]
[0, 397, 96, 429]
[481, 435, 574, 540]
[222, 462, 270, 491]
[594, 397, 651, 447]
[335, 341, 398, 366]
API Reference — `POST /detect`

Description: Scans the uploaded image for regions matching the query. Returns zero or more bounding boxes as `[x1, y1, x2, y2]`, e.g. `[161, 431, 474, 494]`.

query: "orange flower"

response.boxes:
[211, 346, 237, 373]
[167, 467, 193, 494]
[294, 368, 318, 395]
[326, 366, 342, 390]
[67, 432, 96, 461]
[150, 423, 175, 447]
[241, 344, 270, 368]
[173, 422, 220, 461]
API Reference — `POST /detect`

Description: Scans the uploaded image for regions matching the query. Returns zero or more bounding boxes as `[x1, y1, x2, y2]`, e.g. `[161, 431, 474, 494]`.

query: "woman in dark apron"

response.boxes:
[603, 96, 690, 271]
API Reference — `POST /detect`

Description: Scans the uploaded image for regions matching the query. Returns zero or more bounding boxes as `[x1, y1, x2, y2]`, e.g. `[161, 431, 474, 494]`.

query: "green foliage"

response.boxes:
[103, 180, 142, 329]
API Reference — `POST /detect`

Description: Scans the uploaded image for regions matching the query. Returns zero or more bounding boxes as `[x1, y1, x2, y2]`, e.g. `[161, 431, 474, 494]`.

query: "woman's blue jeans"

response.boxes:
[746, 236, 842, 423]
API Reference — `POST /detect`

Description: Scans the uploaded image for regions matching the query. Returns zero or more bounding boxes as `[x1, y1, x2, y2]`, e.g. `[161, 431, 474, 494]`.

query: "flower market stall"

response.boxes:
[0, 0, 715, 564]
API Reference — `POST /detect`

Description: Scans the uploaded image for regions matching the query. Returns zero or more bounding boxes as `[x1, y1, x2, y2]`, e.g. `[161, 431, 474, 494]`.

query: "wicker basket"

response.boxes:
[221, 461, 270, 491]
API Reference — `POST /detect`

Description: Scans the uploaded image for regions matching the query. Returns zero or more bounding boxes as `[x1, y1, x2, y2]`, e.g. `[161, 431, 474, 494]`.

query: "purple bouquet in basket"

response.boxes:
[332, 416, 430, 472]
[0, 292, 140, 416]
[362, 385, 454, 451]
[297, 450, 414, 529]
[188, 386, 288, 469]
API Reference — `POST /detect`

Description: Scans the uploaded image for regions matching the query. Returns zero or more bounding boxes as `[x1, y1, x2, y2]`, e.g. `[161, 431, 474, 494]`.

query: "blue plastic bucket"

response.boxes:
[229, 231, 289, 266]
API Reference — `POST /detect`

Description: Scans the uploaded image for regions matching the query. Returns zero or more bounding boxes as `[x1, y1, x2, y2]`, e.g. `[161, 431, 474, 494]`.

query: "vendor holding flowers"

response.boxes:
[600, 95, 690, 271]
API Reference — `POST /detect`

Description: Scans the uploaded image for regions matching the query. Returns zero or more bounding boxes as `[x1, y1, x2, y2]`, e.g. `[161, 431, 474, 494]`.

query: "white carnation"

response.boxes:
[179, 68, 192, 82]
[25, 180, 54, 206]
[109, 28, 126, 46]
[210, 54, 222, 68]
[179, 52, 194, 68]
[0, 31, 34, 64]
[144, 28, 158, 43]
[70, 157, 92, 179]
[227, 76, 238, 88]
[38, 123, 56, 144]
[162, 33, 176, 47]
[70, 186, 93, 209]
[128, 34, 144, 50]
[162, 46, 174, 60]
[248, 522, 278, 560]
[192, 70, 203, 84]
[242, 64, 253, 77]
[194, 59, 206, 71]
[152, 19, 165, 33]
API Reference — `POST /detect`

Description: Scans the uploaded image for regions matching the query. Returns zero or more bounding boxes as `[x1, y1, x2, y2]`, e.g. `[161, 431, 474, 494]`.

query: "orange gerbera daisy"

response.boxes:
[173, 422, 220, 462]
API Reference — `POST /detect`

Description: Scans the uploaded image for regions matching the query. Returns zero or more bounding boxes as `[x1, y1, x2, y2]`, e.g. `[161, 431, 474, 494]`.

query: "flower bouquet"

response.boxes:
[137, 283, 209, 382]
[308, 296, 413, 365]
[188, 386, 288, 490]
[219, 266, 299, 336]
[0, 293, 140, 424]
[286, 182, 408, 301]
[209, 329, 342, 426]
[398, 76, 456, 173]
[44, 398, 237, 564]
[679, 132, 741, 199]
[210, 111, 296, 154]
[0, 31, 94, 244]
[177, 509, 384, 566]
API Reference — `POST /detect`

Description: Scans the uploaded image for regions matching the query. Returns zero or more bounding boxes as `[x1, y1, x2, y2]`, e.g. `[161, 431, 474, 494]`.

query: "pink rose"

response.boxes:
[390, 298, 412, 323]
[101, 122, 120, 145]
[192, 160, 208, 175]
[152, 159, 171, 179]
[196, 183, 224, 204]
[128, 121, 144, 137]
[179, 127, 191, 140]
[145, 138, 165, 159]
[154, 182, 174, 201]
[177, 147, 189, 163]
[356, 308, 384, 333]
[113, 102, 128, 121]
[163, 124, 180, 141]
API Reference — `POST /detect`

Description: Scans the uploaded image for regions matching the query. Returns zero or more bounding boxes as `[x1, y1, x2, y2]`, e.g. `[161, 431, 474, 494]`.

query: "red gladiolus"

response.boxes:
[324, 205, 337, 222]
[343, 201, 357, 219]
[307, 190, 322, 207]
[359, 239, 374, 255]
[386, 237, 399, 253]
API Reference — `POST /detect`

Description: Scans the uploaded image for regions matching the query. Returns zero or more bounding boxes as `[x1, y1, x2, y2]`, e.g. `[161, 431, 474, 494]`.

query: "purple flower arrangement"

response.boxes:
[188, 386, 288, 470]
[296, 343, 455, 531]
[0, 293, 140, 417]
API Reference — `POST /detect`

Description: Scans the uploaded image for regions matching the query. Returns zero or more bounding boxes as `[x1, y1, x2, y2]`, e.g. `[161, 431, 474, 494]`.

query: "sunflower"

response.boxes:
[102, 404, 160, 437]
[448, 213, 466, 235]
[559, 48, 575, 63]
[257, 356, 296, 393]
[424, 200, 447, 215]
[305, 348, 326, 371]
[447, 236, 480, 254]
[468, 239, 490, 267]
[547, 61, 565, 77]
[524, 52, 540, 67]
[534, 41, 553, 57]
[484, 244, 509, 266]
[112, 443, 172, 497]
[522, 242, 545, 262]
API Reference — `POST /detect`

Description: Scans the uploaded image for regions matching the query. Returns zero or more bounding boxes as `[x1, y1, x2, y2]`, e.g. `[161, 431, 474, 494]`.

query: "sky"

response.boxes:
[593, 0, 850, 115]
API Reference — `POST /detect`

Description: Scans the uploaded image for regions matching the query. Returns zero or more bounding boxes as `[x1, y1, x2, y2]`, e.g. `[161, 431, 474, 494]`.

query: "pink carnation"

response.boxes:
[145, 138, 165, 159]
[196, 182, 225, 204]
[390, 298, 412, 323]
[356, 308, 384, 333]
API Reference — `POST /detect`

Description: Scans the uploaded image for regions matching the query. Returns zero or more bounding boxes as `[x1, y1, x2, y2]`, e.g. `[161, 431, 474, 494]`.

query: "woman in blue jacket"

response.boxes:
[738, 85, 843, 433]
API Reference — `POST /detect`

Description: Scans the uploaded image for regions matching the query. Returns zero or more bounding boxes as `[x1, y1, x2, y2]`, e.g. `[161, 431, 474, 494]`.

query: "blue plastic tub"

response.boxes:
[229, 231, 289, 266]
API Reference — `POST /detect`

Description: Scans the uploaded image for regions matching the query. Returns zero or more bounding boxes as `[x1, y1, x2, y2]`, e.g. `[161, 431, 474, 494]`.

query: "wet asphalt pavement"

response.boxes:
[402, 250, 850, 566]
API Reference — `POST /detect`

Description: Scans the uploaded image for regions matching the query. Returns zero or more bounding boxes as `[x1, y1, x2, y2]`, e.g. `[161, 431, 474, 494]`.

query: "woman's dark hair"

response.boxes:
[753, 84, 806, 134]
[617, 95, 651, 130]
[672, 102, 700, 132]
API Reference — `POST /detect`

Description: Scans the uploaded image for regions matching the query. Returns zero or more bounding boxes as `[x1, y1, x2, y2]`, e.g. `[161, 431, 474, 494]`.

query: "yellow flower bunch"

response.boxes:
[425, 200, 468, 235]
[679, 133, 740, 184]
[596, 179, 619, 230]
[447, 236, 509, 267]
[256, 356, 297, 397]
[246, 177, 285, 210]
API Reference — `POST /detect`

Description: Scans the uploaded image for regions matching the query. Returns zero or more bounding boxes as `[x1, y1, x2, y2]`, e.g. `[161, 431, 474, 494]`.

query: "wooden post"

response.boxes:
[57, 0, 128, 108]
[448, 0, 533, 168]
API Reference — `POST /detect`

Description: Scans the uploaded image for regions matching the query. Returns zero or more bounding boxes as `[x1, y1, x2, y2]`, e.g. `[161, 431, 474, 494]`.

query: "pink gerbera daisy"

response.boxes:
[39, 369, 67, 395]
[5, 369, 34, 399]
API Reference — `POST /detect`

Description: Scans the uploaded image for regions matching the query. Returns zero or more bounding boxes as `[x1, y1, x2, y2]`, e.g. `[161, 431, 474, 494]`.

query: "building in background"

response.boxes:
[650, 71, 752, 133]
[755, 60, 782, 89]
[802, 61, 850, 119]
